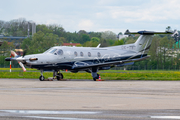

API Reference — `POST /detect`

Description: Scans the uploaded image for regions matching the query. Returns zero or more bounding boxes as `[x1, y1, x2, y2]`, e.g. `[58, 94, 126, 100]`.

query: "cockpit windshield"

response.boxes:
[43, 48, 57, 54]
[43, 48, 53, 54]
[43, 48, 63, 56]
[49, 49, 57, 54]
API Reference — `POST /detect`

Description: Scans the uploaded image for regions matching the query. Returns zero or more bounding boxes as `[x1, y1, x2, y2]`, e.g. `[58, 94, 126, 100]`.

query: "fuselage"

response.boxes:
[23, 45, 144, 71]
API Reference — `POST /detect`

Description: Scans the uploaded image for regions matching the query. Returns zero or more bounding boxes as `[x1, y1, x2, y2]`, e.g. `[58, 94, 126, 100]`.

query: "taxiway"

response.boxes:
[0, 79, 180, 119]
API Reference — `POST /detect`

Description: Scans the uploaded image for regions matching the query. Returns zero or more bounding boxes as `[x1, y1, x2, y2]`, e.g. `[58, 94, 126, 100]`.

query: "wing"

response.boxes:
[72, 55, 150, 70]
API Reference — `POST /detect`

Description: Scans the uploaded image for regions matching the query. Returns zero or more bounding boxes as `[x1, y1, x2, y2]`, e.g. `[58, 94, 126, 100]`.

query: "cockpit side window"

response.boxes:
[57, 49, 63, 55]
[49, 49, 57, 54]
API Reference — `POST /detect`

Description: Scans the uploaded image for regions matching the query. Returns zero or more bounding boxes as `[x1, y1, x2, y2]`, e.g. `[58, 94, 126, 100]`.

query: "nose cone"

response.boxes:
[5, 57, 11, 61]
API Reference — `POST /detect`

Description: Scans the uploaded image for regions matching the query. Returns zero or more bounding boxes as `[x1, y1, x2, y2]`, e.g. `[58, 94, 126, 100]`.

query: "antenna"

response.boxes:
[27, 21, 36, 37]
[96, 44, 101, 48]
[28, 22, 30, 37]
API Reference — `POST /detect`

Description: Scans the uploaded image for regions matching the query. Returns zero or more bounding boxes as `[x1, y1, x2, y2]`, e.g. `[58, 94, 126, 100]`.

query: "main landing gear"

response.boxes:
[93, 73, 99, 81]
[39, 70, 63, 81]
[54, 71, 63, 80]
[91, 67, 99, 81]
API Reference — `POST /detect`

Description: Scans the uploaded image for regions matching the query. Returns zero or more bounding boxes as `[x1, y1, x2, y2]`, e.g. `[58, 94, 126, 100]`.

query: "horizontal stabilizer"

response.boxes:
[124, 29, 173, 35]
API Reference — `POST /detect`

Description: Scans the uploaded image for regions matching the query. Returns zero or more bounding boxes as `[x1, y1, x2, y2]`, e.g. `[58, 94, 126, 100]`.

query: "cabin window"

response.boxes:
[97, 52, 101, 57]
[57, 49, 63, 55]
[88, 52, 91, 57]
[74, 51, 78, 56]
[80, 52, 83, 56]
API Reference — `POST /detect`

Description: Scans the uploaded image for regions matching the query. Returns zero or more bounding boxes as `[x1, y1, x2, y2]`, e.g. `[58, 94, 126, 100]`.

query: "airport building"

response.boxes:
[0, 21, 36, 47]
[0, 35, 27, 46]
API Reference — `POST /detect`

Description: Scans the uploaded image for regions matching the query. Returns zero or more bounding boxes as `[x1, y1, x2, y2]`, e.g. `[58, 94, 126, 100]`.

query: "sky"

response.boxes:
[0, 0, 180, 34]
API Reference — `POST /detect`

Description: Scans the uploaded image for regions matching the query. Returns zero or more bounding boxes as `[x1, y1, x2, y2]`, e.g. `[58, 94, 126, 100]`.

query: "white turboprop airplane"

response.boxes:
[5, 30, 172, 81]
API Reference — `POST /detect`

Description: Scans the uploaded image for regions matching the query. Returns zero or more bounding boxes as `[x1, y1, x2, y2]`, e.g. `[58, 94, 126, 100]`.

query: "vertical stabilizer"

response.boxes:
[134, 35, 153, 53]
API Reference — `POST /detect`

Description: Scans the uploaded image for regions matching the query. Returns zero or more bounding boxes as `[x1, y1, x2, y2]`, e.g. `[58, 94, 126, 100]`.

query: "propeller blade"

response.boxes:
[18, 61, 26, 72]
[11, 51, 17, 57]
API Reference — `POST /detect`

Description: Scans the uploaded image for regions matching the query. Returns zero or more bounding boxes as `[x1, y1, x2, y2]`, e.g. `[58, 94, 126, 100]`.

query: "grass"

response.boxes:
[0, 68, 180, 80]
[0, 68, 38, 71]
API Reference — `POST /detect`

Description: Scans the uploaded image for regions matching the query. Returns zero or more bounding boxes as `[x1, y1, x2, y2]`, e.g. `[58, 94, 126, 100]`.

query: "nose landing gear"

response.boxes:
[39, 70, 45, 81]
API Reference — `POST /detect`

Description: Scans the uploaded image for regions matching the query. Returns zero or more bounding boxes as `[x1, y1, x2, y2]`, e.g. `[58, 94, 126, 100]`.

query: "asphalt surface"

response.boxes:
[0, 78, 180, 120]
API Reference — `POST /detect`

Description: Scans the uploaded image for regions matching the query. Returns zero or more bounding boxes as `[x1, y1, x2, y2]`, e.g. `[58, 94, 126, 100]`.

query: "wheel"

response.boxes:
[57, 73, 63, 80]
[93, 74, 99, 81]
[39, 75, 45, 81]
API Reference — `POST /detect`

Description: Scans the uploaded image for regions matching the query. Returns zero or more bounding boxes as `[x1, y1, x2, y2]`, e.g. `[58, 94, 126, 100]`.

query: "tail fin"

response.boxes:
[134, 35, 153, 54]
[125, 30, 173, 53]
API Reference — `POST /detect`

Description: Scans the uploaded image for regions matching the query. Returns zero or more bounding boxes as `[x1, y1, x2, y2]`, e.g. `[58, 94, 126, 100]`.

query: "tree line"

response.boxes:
[0, 18, 180, 70]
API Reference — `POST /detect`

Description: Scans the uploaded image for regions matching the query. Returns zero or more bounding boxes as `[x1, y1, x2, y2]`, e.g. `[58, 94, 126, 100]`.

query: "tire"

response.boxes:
[93, 74, 99, 81]
[57, 73, 63, 80]
[39, 75, 45, 81]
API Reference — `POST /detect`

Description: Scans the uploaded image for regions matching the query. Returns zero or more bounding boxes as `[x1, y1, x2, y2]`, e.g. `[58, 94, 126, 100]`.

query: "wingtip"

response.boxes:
[124, 29, 130, 35]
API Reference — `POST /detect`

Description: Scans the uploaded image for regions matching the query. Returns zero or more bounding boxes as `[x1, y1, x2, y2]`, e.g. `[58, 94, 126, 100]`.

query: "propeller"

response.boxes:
[5, 50, 39, 72]
[10, 51, 26, 72]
